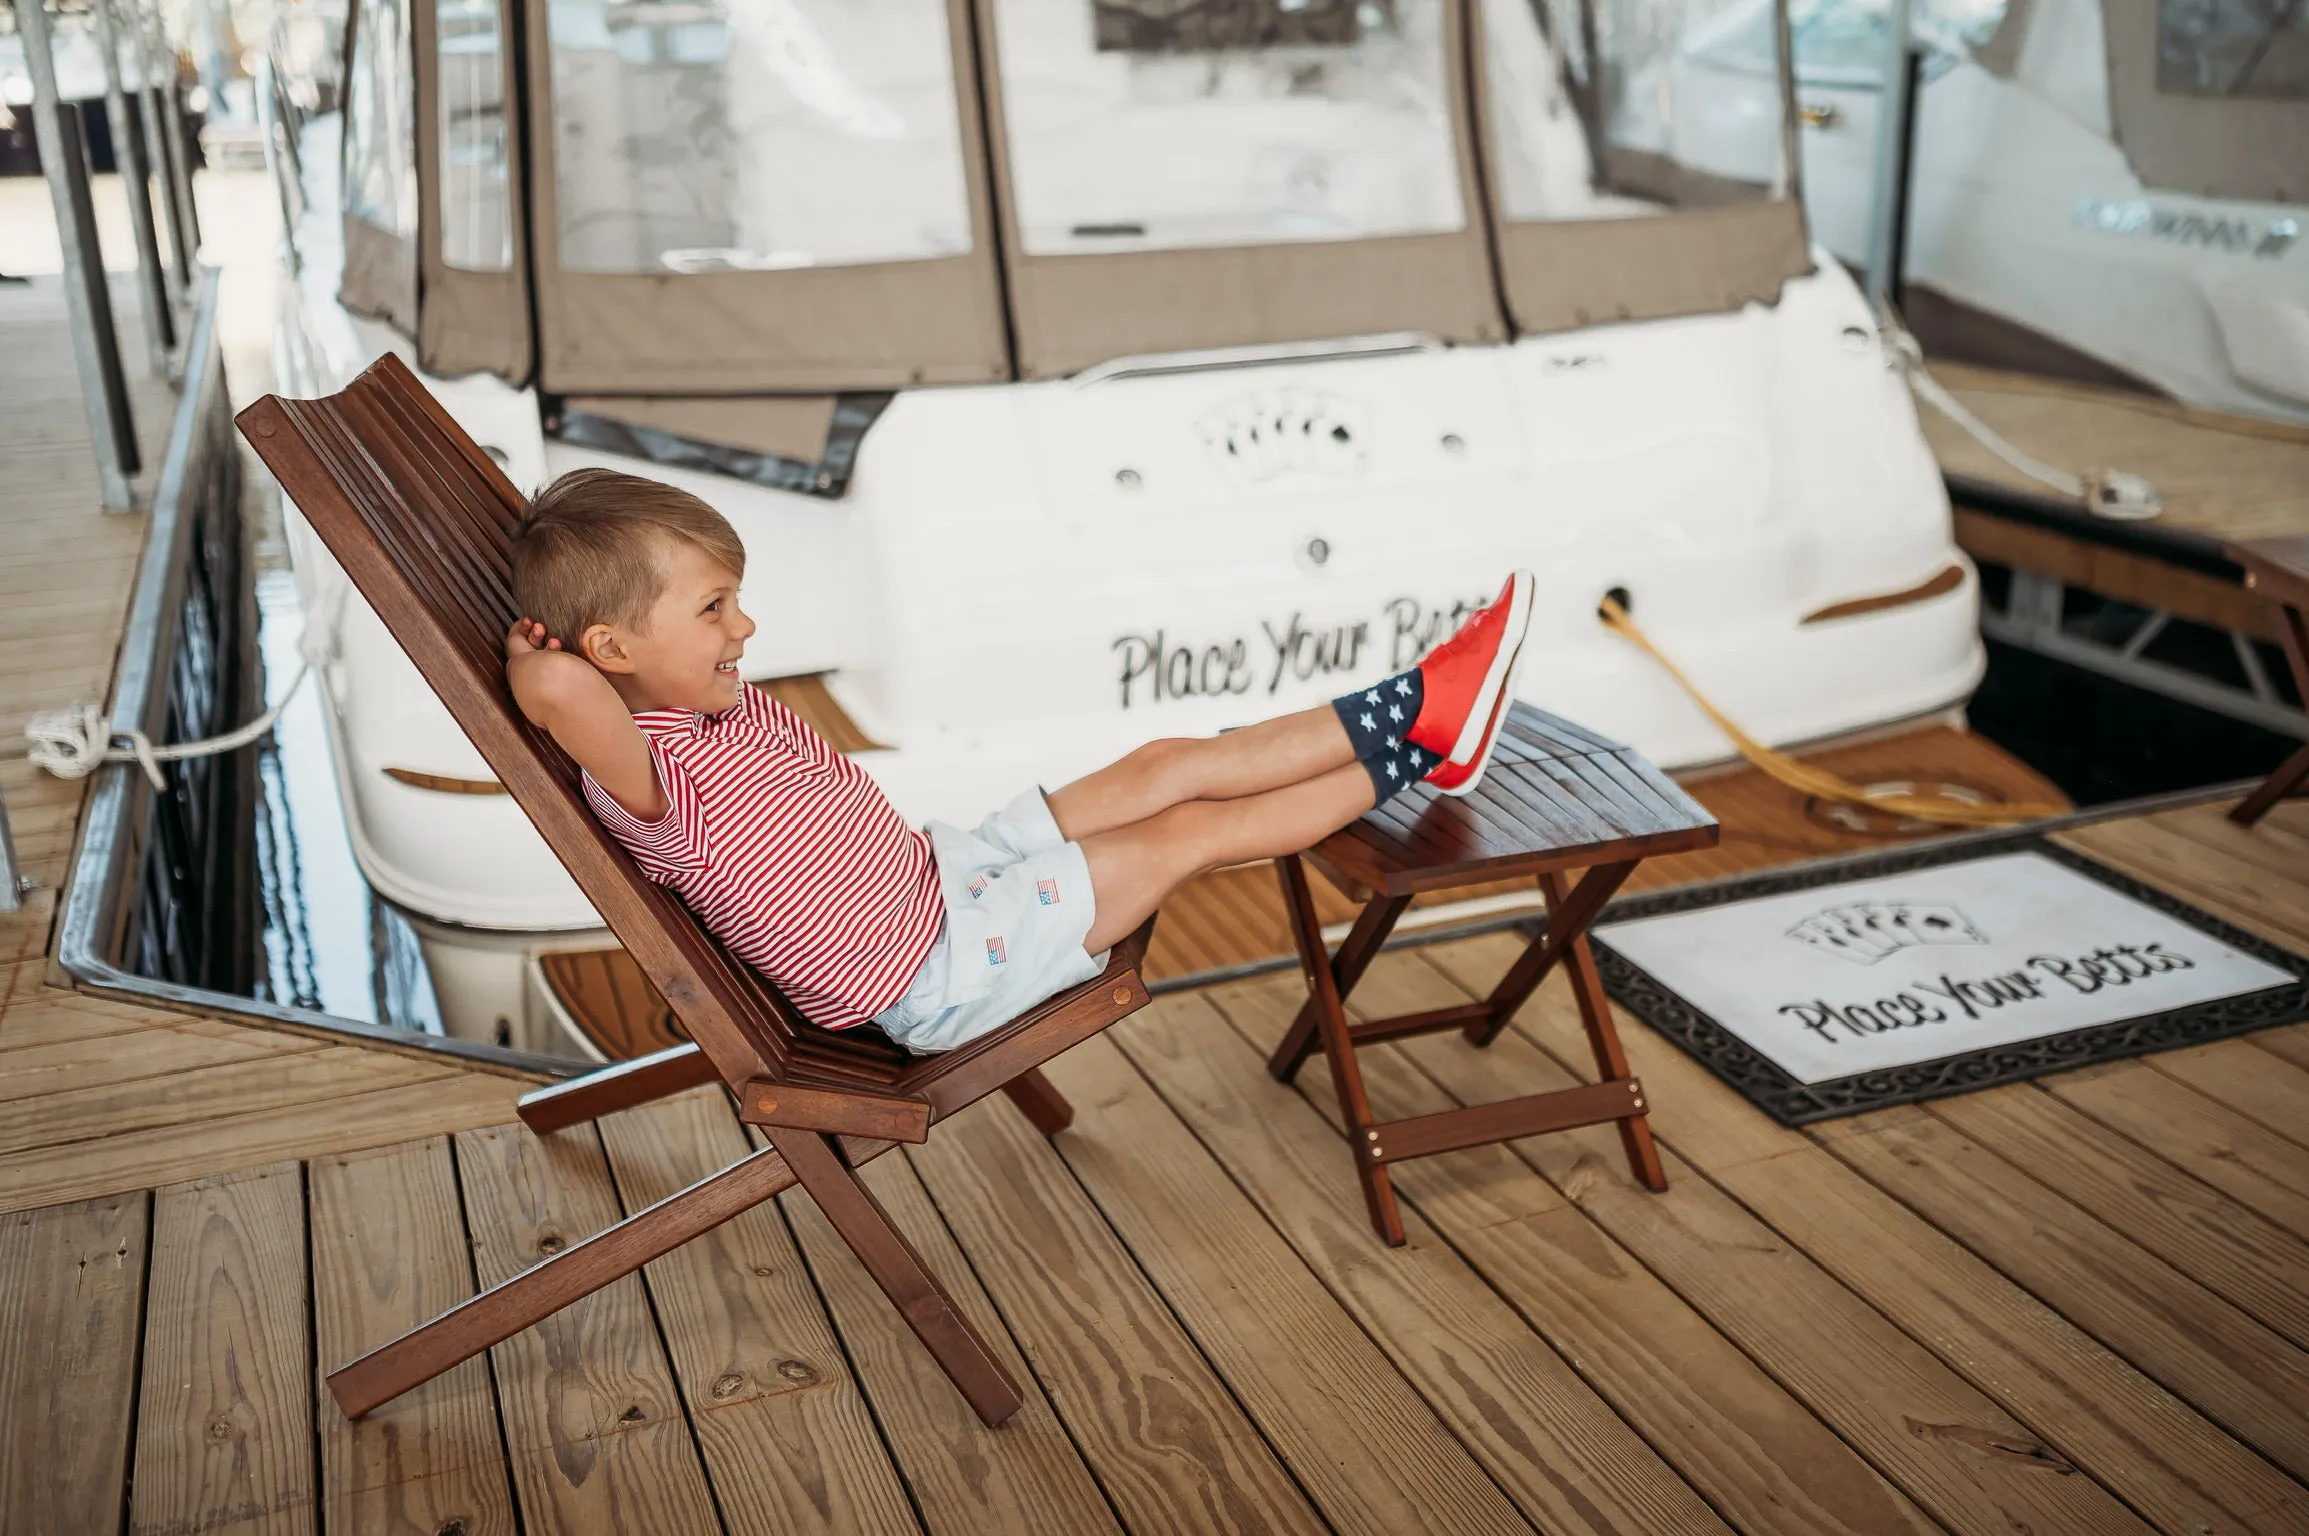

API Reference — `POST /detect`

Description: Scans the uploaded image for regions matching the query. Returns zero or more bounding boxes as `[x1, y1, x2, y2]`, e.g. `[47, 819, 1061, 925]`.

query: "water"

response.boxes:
[250, 567, 446, 1032]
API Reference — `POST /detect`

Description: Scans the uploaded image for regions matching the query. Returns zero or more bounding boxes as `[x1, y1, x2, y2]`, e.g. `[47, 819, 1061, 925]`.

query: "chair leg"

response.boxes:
[1268, 891, 1412, 1084]
[1467, 862, 1637, 1047]
[517, 1041, 719, 1135]
[2230, 740, 2309, 828]
[1000, 1067, 1074, 1135]
[327, 1139, 799, 1417]
[771, 1127, 1025, 1425]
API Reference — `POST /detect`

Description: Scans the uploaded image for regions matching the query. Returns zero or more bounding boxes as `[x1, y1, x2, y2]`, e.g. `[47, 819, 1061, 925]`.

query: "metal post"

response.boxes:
[14, 0, 140, 508]
[1861, 0, 1917, 312]
[128, 0, 186, 311]
[140, 0, 203, 278]
[93, 0, 174, 370]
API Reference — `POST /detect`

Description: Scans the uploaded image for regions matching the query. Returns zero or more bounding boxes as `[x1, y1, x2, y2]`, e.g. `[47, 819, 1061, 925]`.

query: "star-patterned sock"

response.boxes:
[1359, 737, 1435, 805]
[1331, 669, 1425, 762]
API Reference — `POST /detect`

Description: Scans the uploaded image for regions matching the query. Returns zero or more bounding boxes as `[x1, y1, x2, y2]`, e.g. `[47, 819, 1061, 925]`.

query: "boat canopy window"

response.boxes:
[340, 0, 421, 334]
[346, 0, 418, 237]
[437, 0, 514, 269]
[981, 0, 1506, 377]
[991, 0, 1467, 256]
[2103, 0, 2307, 203]
[544, 0, 975, 273]
[415, 0, 534, 374]
[1476, 0, 1812, 335]
[519, 0, 1010, 393]
[2156, 0, 2307, 97]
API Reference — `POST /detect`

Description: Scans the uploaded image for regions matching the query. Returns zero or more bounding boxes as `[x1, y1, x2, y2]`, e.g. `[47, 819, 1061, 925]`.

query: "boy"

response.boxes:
[506, 468, 1533, 1053]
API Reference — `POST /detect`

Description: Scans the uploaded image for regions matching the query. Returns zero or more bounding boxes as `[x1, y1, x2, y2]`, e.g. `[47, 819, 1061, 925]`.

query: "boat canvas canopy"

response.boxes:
[415, 0, 532, 376]
[337, 0, 1819, 397]
[974, 0, 1506, 378]
[1473, 0, 1811, 335]
[2104, 0, 2306, 204]
[520, 0, 1011, 393]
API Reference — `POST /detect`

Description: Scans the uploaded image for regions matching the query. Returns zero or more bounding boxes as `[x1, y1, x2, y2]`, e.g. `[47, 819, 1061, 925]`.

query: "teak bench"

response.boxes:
[237, 355, 1155, 1426]
[2226, 535, 2309, 828]
[1272, 702, 1719, 1243]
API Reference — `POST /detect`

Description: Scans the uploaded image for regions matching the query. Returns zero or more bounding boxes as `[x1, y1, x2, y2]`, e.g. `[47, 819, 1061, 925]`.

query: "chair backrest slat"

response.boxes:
[238, 355, 913, 1089]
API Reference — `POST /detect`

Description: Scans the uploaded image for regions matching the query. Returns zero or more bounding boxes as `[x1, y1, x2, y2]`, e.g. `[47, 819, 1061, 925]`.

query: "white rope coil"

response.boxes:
[24, 661, 311, 791]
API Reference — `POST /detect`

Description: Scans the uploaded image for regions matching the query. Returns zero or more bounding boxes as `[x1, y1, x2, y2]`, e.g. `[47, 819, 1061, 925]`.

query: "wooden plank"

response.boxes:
[2044, 1057, 2309, 1241]
[780, 1145, 1124, 1536]
[2053, 815, 2309, 953]
[1040, 1033, 1541, 1536]
[452, 1121, 724, 1535]
[902, 1091, 1332, 1536]
[1928, 1085, 2309, 1348]
[595, 1090, 919, 1536]
[1111, 988, 1746, 1535]
[1423, 934, 2309, 1534]
[2151, 1036, 2309, 1154]
[0, 1192, 148, 1536]
[0, 1018, 321, 1104]
[308, 1137, 518, 1536]
[0, 985, 175, 1051]
[0, 1073, 524, 1214]
[1209, 968, 1941, 1536]
[1818, 1103, 2309, 1483]
[0, 1045, 462, 1157]
[132, 1162, 316, 1536]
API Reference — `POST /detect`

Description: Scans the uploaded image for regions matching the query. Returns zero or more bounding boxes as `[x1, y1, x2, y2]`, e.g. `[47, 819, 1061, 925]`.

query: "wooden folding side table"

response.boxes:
[1270, 703, 1719, 1244]
[2227, 535, 2309, 827]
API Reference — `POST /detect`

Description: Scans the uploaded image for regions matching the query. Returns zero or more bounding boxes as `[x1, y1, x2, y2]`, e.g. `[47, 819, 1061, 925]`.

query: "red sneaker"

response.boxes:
[1407, 571, 1535, 768]
[1424, 614, 1529, 797]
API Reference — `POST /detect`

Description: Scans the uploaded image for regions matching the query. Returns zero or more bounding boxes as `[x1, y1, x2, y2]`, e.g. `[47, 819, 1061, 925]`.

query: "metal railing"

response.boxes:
[8, 0, 200, 504]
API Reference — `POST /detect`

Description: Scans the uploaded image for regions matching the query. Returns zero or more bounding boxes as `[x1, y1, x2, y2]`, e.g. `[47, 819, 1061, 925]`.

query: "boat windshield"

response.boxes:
[2158, 0, 2308, 97]
[544, 0, 974, 274]
[438, 0, 513, 269]
[345, 0, 418, 237]
[990, 0, 1467, 256]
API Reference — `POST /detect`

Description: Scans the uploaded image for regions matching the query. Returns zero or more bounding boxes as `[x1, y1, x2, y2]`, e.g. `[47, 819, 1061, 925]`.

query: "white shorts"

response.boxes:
[870, 787, 1105, 1054]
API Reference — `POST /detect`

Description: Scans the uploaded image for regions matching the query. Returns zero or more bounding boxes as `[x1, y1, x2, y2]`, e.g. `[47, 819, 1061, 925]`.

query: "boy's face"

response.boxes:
[582, 538, 755, 714]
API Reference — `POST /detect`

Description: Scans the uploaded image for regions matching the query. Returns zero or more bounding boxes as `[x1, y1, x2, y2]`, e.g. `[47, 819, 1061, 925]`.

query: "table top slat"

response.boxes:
[1313, 703, 1718, 894]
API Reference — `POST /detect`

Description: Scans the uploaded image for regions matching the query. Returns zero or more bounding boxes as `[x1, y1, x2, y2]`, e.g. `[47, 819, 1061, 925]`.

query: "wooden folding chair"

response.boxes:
[238, 355, 1154, 1426]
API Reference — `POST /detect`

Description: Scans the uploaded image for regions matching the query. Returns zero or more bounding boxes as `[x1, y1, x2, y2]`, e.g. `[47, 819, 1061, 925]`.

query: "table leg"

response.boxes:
[1545, 872, 1669, 1192]
[1268, 887, 1413, 1084]
[2233, 603, 2309, 827]
[1276, 855, 1406, 1245]
[1465, 861, 1636, 1048]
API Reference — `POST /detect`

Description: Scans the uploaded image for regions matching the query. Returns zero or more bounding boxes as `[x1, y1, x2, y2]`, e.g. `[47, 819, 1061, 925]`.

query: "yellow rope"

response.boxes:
[1597, 597, 2063, 828]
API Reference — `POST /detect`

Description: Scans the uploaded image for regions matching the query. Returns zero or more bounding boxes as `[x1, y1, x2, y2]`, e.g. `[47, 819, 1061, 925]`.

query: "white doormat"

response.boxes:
[1592, 839, 2309, 1125]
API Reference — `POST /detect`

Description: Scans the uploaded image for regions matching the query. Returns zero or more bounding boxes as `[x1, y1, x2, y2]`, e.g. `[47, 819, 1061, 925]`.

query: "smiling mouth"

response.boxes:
[715, 660, 740, 676]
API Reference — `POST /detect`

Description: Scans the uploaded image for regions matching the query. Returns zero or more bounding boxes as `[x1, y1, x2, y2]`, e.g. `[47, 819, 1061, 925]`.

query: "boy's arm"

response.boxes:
[503, 619, 667, 822]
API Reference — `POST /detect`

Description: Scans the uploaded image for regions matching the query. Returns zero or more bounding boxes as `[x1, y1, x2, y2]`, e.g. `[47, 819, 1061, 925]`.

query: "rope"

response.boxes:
[1882, 315, 2163, 521]
[24, 661, 311, 792]
[1597, 597, 2063, 828]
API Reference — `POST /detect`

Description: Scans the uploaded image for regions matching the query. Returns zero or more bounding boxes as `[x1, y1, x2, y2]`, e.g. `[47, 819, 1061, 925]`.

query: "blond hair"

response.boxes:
[513, 468, 746, 646]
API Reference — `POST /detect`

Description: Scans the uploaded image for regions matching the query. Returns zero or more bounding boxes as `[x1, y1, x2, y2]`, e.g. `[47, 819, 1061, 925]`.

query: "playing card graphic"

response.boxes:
[1786, 902, 1988, 965]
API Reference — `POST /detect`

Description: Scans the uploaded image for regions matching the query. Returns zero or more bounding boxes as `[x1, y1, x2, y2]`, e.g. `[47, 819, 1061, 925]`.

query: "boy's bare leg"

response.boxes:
[1077, 763, 1376, 953]
[1047, 705, 1356, 843]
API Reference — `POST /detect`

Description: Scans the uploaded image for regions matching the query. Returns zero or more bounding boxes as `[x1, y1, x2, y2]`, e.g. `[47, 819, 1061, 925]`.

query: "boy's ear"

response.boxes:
[581, 622, 636, 674]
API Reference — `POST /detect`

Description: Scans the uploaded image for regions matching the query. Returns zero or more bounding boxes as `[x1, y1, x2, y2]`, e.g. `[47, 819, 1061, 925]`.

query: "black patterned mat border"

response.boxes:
[1586, 831, 2309, 1127]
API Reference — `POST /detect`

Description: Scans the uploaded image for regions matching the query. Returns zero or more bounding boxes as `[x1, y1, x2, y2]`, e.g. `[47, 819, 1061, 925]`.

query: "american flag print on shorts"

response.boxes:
[1036, 878, 1060, 906]
[967, 875, 987, 900]
[986, 936, 1008, 966]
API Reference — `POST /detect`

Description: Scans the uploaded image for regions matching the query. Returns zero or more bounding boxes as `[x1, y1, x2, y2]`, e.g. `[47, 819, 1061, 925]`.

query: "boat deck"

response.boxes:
[1926, 361, 2309, 641]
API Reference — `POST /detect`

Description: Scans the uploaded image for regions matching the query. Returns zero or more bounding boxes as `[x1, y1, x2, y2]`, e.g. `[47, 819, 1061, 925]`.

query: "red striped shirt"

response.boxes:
[581, 685, 940, 1030]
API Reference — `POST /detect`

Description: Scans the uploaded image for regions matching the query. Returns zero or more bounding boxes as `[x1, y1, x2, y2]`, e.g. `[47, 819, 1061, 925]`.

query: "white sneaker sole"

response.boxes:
[1446, 571, 1535, 767]
[1439, 615, 1532, 797]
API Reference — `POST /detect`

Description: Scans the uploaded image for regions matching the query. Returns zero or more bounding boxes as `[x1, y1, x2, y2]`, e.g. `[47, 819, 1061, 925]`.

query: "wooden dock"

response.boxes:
[7, 254, 2309, 1536]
